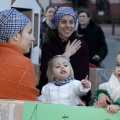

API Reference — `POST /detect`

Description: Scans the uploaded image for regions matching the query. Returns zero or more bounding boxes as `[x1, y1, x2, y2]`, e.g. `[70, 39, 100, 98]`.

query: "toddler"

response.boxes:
[89, 52, 120, 114]
[38, 55, 91, 106]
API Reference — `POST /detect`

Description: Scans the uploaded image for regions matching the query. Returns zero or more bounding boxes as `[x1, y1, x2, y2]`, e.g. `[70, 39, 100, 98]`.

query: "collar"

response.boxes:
[0, 42, 23, 55]
[53, 77, 74, 86]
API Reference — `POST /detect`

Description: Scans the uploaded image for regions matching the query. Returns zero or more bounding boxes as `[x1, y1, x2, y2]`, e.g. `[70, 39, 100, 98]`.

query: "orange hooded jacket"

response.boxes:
[0, 42, 39, 101]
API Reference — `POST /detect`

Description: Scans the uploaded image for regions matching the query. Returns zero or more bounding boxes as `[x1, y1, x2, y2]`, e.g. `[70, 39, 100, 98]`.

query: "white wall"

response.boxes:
[0, 0, 11, 11]
[39, 0, 49, 11]
[12, 0, 40, 64]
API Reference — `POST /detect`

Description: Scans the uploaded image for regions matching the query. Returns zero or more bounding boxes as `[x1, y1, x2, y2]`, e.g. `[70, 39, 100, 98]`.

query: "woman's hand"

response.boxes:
[97, 93, 111, 108]
[107, 104, 120, 114]
[63, 39, 81, 58]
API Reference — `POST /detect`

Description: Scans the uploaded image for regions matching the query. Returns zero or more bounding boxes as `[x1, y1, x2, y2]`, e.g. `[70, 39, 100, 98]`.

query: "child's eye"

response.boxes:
[64, 65, 68, 67]
[28, 31, 32, 34]
[55, 66, 60, 68]
[116, 64, 120, 67]
[28, 29, 32, 34]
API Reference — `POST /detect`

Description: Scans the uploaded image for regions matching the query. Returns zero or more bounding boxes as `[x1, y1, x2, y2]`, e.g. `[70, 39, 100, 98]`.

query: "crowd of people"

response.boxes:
[38, 6, 91, 105]
[0, 4, 120, 115]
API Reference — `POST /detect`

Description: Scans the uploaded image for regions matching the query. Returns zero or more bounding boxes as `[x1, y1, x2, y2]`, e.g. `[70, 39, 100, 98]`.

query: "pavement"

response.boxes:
[100, 24, 120, 40]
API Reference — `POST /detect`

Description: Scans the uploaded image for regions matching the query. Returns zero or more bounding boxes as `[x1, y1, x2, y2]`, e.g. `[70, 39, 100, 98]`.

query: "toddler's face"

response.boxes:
[115, 54, 120, 81]
[52, 57, 71, 80]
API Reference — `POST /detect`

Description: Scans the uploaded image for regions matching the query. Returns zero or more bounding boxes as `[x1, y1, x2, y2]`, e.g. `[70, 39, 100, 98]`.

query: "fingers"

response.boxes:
[97, 93, 110, 108]
[67, 40, 70, 46]
[106, 97, 112, 104]
[107, 105, 119, 114]
[93, 99, 105, 108]
[82, 83, 90, 88]
[84, 75, 88, 80]
[64, 39, 81, 57]
[71, 39, 79, 45]
[71, 39, 81, 49]
[98, 97, 108, 108]
[81, 75, 90, 88]
[97, 100, 107, 108]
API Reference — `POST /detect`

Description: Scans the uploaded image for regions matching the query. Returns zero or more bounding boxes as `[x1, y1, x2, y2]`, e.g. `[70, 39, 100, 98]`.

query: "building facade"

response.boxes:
[51, 0, 120, 23]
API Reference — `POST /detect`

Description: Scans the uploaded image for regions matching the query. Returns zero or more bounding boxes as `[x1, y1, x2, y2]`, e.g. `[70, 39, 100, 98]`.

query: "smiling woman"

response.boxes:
[37, 7, 91, 105]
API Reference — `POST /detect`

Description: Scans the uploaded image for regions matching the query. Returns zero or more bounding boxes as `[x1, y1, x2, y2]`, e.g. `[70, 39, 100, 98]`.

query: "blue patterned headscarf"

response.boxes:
[0, 8, 30, 42]
[48, 7, 78, 30]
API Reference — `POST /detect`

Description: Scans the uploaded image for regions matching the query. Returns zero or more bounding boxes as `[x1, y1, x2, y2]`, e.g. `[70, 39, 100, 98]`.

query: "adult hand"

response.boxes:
[81, 75, 91, 88]
[97, 93, 111, 108]
[63, 39, 81, 58]
[107, 104, 120, 114]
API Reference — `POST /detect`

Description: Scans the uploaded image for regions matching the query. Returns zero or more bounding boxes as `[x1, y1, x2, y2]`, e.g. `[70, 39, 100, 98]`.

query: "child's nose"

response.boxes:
[61, 66, 64, 69]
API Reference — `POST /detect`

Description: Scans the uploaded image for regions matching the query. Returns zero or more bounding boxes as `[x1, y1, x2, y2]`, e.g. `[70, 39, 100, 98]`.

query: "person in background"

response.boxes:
[77, 8, 108, 67]
[37, 6, 91, 105]
[0, 8, 39, 101]
[38, 55, 91, 106]
[39, 6, 56, 63]
[40, 5, 56, 46]
[89, 52, 120, 114]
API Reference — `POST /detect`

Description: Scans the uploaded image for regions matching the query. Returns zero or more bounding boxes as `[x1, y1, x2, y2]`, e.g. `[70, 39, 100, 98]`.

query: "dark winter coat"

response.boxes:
[78, 20, 108, 67]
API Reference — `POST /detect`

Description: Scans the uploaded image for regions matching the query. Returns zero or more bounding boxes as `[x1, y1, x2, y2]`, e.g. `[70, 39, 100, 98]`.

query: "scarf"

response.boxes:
[53, 77, 74, 86]
[107, 74, 120, 101]
[48, 7, 78, 30]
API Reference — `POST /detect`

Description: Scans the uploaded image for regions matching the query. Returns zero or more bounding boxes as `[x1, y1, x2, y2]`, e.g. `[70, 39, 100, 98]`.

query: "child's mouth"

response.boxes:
[61, 70, 66, 74]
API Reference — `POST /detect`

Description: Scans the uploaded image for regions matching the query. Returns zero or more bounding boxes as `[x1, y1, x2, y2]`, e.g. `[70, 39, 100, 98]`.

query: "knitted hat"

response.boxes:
[0, 8, 30, 42]
[48, 7, 78, 30]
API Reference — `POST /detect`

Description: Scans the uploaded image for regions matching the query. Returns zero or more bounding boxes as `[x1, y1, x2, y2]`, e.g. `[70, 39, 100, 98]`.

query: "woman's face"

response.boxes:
[78, 12, 90, 26]
[46, 7, 55, 21]
[58, 15, 75, 41]
[17, 22, 35, 53]
[115, 54, 120, 81]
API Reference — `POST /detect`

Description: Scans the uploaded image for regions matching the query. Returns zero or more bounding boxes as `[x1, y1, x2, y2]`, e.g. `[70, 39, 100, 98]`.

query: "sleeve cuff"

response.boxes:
[113, 98, 120, 105]
[89, 89, 110, 106]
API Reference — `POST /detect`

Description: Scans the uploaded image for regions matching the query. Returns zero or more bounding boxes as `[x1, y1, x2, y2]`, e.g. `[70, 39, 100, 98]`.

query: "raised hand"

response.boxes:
[81, 75, 90, 88]
[63, 39, 81, 58]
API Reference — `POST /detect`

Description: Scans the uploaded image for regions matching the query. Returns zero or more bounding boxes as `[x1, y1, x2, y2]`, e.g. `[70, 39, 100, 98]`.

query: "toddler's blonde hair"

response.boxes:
[47, 55, 74, 82]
